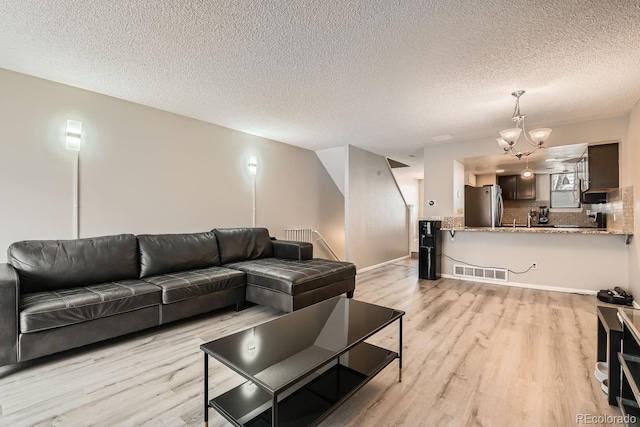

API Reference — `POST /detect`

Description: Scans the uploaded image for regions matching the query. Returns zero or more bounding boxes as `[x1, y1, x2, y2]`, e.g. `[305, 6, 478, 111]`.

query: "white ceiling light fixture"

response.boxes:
[496, 91, 552, 160]
[521, 157, 534, 179]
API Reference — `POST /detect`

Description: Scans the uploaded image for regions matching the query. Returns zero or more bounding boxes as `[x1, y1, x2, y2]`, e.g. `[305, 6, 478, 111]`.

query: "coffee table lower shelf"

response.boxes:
[209, 342, 398, 427]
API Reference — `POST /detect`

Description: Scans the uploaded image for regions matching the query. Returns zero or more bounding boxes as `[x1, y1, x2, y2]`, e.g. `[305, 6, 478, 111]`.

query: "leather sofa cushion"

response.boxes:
[19, 280, 161, 333]
[142, 267, 245, 304]
[138, 232, 221, 278]
[224, 258, 356, 296]
[213, 228, 274, 264]
[8, 234, 139, 294]
[272, 240, 313, 260]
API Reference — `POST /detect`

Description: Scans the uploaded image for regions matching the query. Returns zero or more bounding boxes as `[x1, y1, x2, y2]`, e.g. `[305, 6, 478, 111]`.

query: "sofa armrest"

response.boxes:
[0, 263, 19, 365]
[272, 240, 313, 260]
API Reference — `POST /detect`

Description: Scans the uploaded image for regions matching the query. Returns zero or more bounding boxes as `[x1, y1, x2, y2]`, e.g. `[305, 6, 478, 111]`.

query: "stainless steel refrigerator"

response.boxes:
[464, 185, 504, 227]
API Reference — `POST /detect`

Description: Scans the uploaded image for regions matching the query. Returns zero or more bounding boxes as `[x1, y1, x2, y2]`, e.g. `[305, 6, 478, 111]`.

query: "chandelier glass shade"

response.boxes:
[521, 157, 534, 179]
[497, 90, 552, 159]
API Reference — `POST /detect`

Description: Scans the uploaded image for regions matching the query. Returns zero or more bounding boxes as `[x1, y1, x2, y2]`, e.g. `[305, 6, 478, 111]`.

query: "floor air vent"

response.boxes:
[453, 265, 508, 282]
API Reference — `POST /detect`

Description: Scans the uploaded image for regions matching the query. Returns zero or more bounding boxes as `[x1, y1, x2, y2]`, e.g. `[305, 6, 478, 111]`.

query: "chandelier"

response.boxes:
[496, 90, 552, 160]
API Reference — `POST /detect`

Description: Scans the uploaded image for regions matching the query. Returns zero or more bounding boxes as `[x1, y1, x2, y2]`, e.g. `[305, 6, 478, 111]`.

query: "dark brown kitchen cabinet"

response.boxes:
[498, 175, 536, 200]
[587, 143, 619, 192]
[517, 176, 536, 199]
[498, 175, 517, 200]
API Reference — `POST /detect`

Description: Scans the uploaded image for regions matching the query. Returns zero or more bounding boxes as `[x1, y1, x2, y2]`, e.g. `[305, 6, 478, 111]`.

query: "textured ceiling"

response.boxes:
[1, 0, 640, 162]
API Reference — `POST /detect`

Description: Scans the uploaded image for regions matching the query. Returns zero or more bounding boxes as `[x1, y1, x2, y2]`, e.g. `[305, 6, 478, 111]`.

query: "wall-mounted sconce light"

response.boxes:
[66, 119, 82, 239]
[66, 120, 82, 151]
[248, 155, 257, 175]
[248, 155, 258, 226]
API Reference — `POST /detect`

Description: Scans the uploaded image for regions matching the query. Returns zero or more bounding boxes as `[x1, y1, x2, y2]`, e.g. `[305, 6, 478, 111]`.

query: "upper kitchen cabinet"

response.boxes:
[517, 175, 536, 199]
[498, 175, 516, 200]
[575, 142, 619, 203]
[586, 142, 619, 192]
[498, 175, 536, 200]
[464, 172, 477, 187]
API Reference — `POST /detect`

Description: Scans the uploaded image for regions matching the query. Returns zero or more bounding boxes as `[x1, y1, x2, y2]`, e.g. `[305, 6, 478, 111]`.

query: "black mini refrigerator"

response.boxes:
[419, 220, 441, 280]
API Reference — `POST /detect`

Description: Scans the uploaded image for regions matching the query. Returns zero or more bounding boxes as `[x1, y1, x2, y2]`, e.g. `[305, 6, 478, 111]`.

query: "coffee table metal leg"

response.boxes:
[204, 353, 209, 427]
[272, 394, 278, 427]
[399, 316, 403, 382]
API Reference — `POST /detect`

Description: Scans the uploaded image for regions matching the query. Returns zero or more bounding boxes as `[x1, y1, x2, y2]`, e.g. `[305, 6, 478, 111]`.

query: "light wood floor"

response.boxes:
[0, 259, 621, 426]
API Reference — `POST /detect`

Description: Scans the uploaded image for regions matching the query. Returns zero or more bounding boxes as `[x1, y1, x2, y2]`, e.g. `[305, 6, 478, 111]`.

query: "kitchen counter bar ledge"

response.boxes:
[441, 226, 633, 244]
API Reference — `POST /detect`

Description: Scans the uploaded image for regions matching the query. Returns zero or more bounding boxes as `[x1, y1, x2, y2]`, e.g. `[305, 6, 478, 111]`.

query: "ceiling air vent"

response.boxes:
[453, 264, 508, 282]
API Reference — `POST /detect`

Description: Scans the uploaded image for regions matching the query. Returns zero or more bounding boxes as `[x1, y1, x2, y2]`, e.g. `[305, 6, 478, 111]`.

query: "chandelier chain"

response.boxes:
[512, 94, 522, 122]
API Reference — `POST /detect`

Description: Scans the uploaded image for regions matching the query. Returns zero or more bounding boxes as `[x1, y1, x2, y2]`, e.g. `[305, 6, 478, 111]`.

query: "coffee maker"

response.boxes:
[539, 206, 549, 224]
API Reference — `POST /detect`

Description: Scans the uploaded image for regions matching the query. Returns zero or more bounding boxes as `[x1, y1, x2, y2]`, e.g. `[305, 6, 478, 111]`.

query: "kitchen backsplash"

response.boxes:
[600, 187, 633, 234]
[502, 199, 595, 227]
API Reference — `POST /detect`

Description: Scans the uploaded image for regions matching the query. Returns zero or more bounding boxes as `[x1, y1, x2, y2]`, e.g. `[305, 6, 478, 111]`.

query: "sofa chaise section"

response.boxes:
[214, 228, 356, 312]
[137, 232, 245, 324]
[5, 234, 162, 363]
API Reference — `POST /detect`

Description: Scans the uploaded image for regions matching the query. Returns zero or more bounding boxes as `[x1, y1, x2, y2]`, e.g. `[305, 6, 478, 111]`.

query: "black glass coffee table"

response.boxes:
[200, 296, 404, 427]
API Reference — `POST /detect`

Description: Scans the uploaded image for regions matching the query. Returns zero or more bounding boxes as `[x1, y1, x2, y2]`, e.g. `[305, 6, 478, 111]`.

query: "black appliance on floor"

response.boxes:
[419, 220, 441, 280]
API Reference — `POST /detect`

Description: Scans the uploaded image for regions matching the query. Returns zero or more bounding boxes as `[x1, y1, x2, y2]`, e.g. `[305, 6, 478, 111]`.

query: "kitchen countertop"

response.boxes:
[440, 226, 631, 235]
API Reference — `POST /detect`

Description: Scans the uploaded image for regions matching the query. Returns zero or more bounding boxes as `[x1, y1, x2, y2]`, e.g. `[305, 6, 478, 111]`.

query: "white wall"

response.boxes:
[0, 69, 345, 262]
[442, 231, 628, 292]
[476, 174, 496, 186]
[392, 169, 420, 208]
[627, 100, 640, 297]
[453, 160, 465, 216]
[346, 145, 408, 268]
[425, 115, 631, 292]
[393, 169, 421, 252]
[418, 179, 424, 220]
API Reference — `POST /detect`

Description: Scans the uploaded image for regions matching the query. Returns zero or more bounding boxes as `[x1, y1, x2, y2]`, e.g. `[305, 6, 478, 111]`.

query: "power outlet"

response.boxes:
[532, 262, 538, 270]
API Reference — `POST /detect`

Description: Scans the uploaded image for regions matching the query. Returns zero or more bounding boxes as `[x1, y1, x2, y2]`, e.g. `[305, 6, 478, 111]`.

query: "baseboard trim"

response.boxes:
[440, 273, 597, 296]
[358, 256, 410, 273]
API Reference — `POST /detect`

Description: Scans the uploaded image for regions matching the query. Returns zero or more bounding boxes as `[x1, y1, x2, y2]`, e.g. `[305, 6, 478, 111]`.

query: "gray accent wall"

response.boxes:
[315, 146, 346, 196]
[346, 145, 408, 269]
[0, 69, 344, 262]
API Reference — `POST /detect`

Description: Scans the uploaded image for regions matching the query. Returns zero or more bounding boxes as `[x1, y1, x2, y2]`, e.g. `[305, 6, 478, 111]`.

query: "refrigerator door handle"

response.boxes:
[497, 193, 504, 227]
